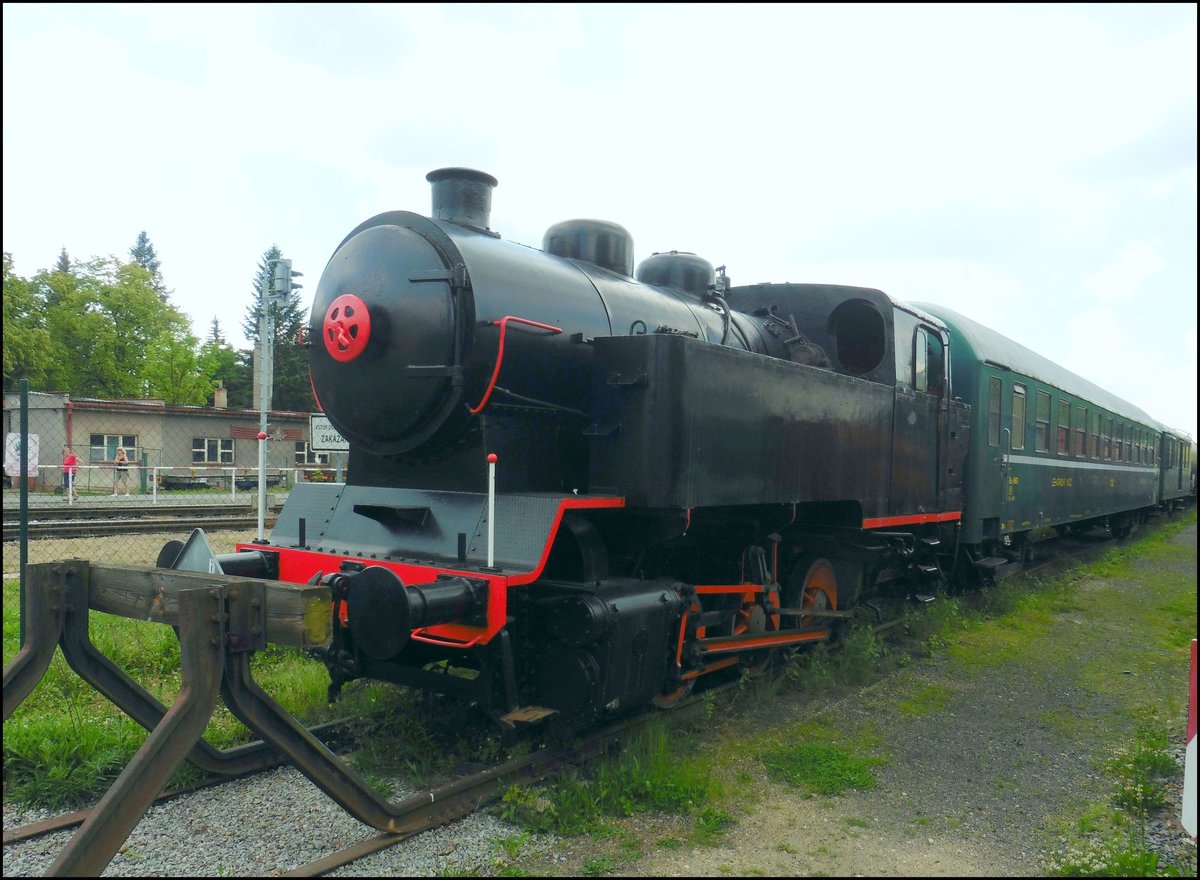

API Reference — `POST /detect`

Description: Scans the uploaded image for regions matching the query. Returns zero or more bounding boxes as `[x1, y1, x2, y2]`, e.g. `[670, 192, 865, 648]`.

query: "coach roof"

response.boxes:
[912, 302, 1164, 431]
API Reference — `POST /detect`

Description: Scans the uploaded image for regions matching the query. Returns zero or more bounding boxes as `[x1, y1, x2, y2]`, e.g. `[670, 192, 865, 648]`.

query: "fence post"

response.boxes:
[152, 467, 158, 505]
[230, 467, 236, 501]
[18, 378, 29, 646]
[140, 451, 149, 494]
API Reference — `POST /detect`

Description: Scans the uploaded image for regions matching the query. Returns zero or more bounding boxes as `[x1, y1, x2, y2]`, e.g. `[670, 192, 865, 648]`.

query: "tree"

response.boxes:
[2, 252, 54, 390]
[241, 246, 315, 413]
[34, 257, 192, 398]
[143, 333, 212, 405]
[54, 248, 71, 274]
[208, 317, 225, 345]
[198, 333, 251, 408]
[129, 231, 171, 301]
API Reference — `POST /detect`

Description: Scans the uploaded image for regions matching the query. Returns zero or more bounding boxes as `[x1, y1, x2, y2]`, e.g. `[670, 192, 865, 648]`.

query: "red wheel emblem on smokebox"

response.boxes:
[322, 294, 371, 362]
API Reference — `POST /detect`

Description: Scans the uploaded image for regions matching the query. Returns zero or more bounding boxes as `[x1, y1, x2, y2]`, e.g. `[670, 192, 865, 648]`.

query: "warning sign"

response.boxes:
[309, 415, 348, 452]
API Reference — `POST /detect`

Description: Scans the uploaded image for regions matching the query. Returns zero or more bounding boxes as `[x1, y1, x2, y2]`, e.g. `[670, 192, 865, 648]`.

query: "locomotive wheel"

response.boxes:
[786, 556, 838, 632]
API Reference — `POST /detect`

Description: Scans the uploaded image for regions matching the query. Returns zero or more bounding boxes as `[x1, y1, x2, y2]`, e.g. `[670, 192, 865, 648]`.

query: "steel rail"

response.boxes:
[11, 516, 278, 540]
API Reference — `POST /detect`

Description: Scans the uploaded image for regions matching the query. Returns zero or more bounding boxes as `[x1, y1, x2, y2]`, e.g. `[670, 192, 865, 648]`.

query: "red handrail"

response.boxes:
[468, 316, 563, 415]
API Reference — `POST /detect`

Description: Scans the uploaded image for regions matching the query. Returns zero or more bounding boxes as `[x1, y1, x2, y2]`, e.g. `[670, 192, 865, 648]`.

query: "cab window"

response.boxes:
[914, 330, 928, 392]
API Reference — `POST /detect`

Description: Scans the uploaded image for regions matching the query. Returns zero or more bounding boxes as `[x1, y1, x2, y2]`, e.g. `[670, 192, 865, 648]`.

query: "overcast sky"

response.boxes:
[3, 4, 1196, 437]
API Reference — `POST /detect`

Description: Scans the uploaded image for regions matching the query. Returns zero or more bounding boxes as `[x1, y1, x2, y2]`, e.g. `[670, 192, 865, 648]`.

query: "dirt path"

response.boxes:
[527, 520, 1197, 877]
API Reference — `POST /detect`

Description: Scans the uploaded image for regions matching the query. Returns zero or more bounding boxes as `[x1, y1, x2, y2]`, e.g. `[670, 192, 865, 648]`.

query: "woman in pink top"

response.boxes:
[61, 446, 79, 501]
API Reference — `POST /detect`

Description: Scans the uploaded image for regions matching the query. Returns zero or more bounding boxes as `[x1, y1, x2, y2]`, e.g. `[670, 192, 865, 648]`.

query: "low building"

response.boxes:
[3, 391, 339, 495]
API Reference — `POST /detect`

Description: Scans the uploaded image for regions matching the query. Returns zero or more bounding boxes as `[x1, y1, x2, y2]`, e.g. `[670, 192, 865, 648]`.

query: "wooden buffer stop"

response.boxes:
[1, 531, 504, 876]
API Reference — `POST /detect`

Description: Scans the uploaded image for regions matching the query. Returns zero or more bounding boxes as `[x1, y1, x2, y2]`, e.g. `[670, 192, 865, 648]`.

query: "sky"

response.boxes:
[3, 4, 1196, 437]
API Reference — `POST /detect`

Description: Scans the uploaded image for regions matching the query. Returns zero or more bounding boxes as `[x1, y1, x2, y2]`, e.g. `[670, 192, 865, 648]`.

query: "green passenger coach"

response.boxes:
[913, 304, 1162, 557]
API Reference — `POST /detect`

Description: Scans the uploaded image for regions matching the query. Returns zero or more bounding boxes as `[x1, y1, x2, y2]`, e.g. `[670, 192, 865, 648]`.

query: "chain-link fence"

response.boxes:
[2, 388, 344, 577]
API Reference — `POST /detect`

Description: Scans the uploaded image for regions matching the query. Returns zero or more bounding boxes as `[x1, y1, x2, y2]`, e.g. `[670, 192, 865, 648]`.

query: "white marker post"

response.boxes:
[1183, 638, 1196, 840]
[487, 453, 497, 569]
[256, 431, 268, 541]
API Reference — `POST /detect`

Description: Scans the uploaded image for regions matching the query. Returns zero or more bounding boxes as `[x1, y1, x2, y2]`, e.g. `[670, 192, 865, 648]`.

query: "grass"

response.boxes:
[5, 509, 1195, 876]
[1, 575, 427, 809]
[759, 741, 882, 795]
[1044, 715, 1193, 877]
[498, 721, 719, 838]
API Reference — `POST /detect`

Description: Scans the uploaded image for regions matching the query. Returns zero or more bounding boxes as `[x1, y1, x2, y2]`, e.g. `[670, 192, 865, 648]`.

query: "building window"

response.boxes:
[90, 434, 138, 462]
[294, 441, 330, 466]
[1011, 384, 1026, 451]
[193, 437, 234, 464]
[1089, 411, 1100, 459]
[1074, 406, 1086, 458]
[1057, 400, 1070, 456]
[987, 377, 1001, 447]
[1035, 390, 1051, 453]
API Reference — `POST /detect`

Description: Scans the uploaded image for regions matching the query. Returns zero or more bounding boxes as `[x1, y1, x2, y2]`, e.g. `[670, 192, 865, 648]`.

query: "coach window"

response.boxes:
[1089, 411, 1100, 459]
[1011, 384, 1026, 451]
[987, 377, 1002, 446]
[1034, 390, 1051, 453]
[1057, 400, 1070, 455]
[1114, 423, 1123, 461]
[1102, 417, 1113, 460]
[1073, 406, 1086, 457]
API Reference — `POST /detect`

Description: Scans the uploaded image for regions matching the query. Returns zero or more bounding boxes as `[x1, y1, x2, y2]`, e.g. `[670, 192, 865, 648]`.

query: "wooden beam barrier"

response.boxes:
[36, 561, 332, 650]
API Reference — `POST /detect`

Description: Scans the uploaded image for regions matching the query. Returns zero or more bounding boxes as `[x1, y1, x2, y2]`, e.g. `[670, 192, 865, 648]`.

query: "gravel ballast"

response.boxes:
[3, 520, 1196, 876]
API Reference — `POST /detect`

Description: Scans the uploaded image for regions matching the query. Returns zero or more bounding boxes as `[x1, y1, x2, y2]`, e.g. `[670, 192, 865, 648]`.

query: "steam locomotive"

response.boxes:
[175, 168, 1194, 727]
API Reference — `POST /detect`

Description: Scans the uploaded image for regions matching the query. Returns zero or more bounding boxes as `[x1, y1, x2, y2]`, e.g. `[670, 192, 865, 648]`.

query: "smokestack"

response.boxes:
[426, 167, 498, 232]
[213, 382, 228, 409]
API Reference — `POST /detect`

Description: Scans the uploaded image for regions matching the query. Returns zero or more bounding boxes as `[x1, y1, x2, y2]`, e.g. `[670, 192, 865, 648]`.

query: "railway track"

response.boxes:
[0, 572, 981, 878]
[0, 524, 1143, 876]
[3, 503, 282, 540]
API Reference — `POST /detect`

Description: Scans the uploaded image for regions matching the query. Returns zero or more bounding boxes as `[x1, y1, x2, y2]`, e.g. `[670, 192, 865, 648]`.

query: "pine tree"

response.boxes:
[129, 231, 171, 301]
[241, 246, 314, 412]
[209, 317, 225, 345]
[54, 248, 71, 274]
